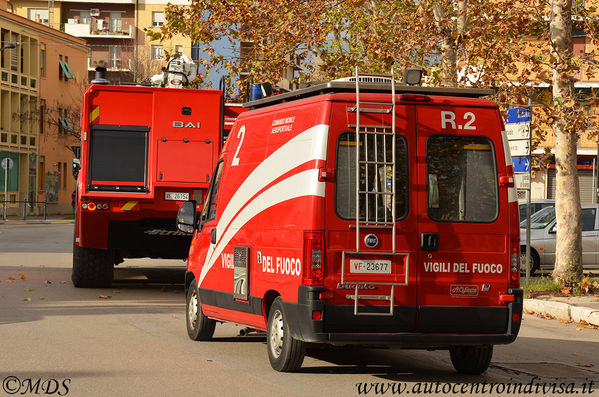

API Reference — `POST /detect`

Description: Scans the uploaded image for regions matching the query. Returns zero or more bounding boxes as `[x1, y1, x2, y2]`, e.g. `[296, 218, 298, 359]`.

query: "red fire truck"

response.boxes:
[72, 80, 245, 288]
[176, 70, 522, 373]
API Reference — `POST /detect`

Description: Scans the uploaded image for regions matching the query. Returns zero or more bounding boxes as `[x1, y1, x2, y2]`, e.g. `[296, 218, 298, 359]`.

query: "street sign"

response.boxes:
[509, 140, 530, 156]
[505, 122, 531, 140]
[506, 107, 532, 124]
[1, 157, 13, 170]
[514, 173, 530, 189]
[513, 156, 530, 173]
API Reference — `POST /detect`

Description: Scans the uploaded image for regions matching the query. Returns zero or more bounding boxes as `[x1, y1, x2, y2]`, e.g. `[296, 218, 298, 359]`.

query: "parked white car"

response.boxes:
[520, 205, 599, 274]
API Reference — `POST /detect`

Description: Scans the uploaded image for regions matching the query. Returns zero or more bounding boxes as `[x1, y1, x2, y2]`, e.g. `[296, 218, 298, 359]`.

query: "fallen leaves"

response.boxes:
[577, 363, 593, 368]
[98, 295, 112, 300]
[22, 297, 31, 302]
[19, 273, 27, 280]
[577, 320, 599, 330]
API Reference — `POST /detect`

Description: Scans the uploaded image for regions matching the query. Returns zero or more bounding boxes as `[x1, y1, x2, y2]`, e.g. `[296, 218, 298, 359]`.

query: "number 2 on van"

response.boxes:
[176, 72, 522, 373]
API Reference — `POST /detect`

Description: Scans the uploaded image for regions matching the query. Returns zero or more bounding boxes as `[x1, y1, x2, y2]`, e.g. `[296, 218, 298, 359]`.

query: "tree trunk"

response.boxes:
[432, 0, 466, 87]
[550, 0, 583, 284]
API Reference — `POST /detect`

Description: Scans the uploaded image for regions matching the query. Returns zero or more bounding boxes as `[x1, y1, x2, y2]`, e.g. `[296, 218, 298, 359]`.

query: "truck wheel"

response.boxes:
[186, 280, 216, 341]
[72, 243, 114, 288]
[449, 344, 493, 374]
[267, 297, 305, 372]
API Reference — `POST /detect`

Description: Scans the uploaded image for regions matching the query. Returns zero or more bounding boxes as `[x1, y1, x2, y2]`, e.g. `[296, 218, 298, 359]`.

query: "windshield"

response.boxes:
[521, 206, 555, 229]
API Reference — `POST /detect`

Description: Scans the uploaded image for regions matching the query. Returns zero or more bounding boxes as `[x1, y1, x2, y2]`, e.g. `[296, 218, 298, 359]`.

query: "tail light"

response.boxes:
[302, 231, 324, 285]
[509, 201, 521, 289]
[81, 202, 109, 211]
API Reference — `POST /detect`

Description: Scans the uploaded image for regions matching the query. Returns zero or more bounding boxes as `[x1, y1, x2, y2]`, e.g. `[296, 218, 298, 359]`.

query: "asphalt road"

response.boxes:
[1, 224, 598, 396]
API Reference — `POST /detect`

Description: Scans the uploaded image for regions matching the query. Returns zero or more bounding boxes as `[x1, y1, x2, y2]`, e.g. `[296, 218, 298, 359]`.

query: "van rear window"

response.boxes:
[426, 135, 498, 222]
[336, 130, 408, 221]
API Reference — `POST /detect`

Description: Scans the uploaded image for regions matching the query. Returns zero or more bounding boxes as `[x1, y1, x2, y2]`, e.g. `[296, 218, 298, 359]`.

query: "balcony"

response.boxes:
[64, 22, 134, 39]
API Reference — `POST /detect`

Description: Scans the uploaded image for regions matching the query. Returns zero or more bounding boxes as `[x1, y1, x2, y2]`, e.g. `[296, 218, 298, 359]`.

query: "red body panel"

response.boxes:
[187, 90, 521, 341]
[75, 84, 244, 259]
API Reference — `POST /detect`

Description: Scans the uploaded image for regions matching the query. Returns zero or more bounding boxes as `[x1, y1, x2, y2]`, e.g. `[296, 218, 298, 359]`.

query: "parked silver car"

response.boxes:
[520, 205, 599, 274]
[518, 199, 554, 223]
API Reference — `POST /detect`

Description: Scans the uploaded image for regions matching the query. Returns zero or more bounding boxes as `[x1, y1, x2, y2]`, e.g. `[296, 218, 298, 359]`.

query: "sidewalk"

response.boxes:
[0, 215, 74, 225]
[524, 295, 599, 327]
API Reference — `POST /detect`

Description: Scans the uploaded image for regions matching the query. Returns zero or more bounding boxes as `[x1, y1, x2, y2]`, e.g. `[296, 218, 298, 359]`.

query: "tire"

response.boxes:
[449, 345, 493, 375]
[186, 280, 216, 341]
[72, 242, 114, 288]
[267, 297, 305, 372]
[520, 247, 539, 276]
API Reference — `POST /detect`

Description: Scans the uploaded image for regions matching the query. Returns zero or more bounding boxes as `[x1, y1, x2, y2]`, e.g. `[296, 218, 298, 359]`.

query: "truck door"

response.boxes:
[415, 105, 510, 333]
[324, 101, 418, 332]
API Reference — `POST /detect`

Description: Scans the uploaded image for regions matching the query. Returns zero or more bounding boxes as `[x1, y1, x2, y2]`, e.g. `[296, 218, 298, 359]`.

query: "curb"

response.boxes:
[0, 220, 74, 225]
[524, 298, 599, 327]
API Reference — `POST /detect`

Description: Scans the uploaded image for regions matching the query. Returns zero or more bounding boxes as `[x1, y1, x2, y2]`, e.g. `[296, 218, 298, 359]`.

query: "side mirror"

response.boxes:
[549, 224, 557, 234]
[72, 158, 81, 178]
[176, 200, 197, 234]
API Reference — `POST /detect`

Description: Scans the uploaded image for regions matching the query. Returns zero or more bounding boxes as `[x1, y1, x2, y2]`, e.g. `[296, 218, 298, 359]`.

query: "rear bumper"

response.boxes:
[283, 286, 523, 348]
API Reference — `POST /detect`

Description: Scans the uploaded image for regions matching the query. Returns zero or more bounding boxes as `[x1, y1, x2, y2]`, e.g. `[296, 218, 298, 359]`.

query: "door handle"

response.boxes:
[421, 232, 439, 251]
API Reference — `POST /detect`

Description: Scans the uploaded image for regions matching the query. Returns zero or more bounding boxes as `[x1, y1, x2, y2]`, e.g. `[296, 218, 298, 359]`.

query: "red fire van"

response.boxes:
[176, 73, 522, 373]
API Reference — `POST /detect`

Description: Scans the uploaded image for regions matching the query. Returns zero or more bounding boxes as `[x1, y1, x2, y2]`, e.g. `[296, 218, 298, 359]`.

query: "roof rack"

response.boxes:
[244, 81, 494, 109]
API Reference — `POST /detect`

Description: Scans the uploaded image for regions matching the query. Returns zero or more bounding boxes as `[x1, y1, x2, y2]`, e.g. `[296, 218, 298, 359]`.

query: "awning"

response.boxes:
[64, 61, 75, 81]
[58, 60, 72, 80]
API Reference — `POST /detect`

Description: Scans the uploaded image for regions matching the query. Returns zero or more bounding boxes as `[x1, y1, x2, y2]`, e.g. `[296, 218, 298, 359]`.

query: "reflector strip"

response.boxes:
[120, 201, 138, 211]
[89, 106, 100, 123]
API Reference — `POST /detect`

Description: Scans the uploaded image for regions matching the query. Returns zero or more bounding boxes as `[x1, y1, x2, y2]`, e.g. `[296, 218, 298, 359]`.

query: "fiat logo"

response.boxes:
[364, 234, 378, 248]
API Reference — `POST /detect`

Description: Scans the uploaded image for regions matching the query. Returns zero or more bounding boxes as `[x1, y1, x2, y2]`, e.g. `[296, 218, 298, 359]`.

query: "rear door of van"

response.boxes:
[415, 102, 511, 333]
[323, 98, 418, 332]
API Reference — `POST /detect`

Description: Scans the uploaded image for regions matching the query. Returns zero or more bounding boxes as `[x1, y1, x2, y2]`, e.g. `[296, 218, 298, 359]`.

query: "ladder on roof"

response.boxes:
[339, 67, 407, 317]
[353, 66, 397, 254]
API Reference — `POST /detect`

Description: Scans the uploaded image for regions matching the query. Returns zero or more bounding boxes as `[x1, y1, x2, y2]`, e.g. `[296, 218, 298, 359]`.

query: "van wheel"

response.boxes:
[186, 280, 216, 341]
[267, 297, 305, 372]
[449, 345, 493, 374]
[72, 242, 114, 288]
[520, 247, 539, 275]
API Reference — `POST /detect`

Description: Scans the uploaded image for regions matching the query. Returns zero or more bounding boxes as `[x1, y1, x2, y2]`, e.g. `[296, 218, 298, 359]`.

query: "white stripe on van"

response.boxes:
[199, 169, 325, 285]
[501, 129, 518, 203]
[500, 129, 513, 166]
[198, 124, 329, 285]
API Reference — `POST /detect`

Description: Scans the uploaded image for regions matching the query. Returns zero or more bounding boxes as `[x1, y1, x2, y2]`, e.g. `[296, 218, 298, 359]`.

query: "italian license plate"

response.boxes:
[164, 192, 189, 201]
[349, 259, 392, 274]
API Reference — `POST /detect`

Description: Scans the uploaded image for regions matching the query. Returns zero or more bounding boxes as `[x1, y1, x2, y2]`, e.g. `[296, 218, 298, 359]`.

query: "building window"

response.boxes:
[58, 55, 64, 80]
[64, 56, 75, 80]
[40, 46, 45, 77]
[39, 99, 45, 135]
[63, 162, 67, 189]
[191, 42, 200, 61]
[39, 156, 45, 192]
[109, 45, 120, 68]
[152, 12, 164, 27]
[110, 12, 122, 32]
[20, 136, 27, 145]
[151, 45, 163, 60]
[27, 8, 49, 25]
[0, 133, 7, 143]
[58, 108, 64, 135]
[79, 11, 91, 25]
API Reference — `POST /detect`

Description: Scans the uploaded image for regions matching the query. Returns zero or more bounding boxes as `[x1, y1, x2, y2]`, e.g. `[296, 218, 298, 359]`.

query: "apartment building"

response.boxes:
[1, 7, 86, 216]
[11, 0, 194, 84]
